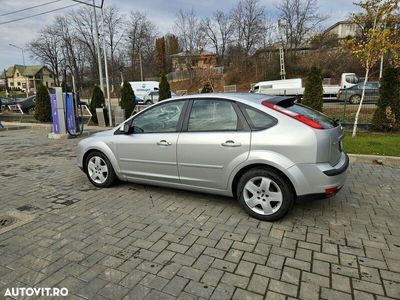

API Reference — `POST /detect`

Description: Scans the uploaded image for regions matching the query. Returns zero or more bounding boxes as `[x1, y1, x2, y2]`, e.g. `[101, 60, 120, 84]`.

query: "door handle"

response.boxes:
[157, 140, 172, 146]
[221, 140, 241, 147]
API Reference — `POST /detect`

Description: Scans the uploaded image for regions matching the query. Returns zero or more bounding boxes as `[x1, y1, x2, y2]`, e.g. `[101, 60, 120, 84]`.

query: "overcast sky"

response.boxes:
[0, 0, 356, 71]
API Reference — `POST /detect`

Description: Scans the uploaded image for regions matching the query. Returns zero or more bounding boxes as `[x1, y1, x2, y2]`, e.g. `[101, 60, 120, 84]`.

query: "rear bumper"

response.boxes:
[323, 154, 349, 176]
[286, 152, 348, 197]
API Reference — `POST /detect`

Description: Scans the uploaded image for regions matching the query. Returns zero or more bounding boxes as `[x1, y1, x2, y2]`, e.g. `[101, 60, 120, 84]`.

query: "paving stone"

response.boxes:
[210, 282, 235, 300]
[269, 279, 298, 297]
[177, 266, 204, 281]
[331, 273, 351, 293]
[201, 268, 224, 286]
[320, 287, 352, 300]
[235, 260, 255, 277]
[246, 273, 269, 295]
[221, 272, 249, 289]
[281, 266, 301, 285]
[232, 288, 263, 300]
[163, 276, 189, 296]
[299, 282, 319, 300]
[352, 278, 385, 295]
[184, 280, 215, 298]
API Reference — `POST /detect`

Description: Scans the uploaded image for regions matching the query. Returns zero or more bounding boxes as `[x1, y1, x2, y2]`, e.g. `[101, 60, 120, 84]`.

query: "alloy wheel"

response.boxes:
[87, 156, 108, 184]
[243, 176, 283, 216]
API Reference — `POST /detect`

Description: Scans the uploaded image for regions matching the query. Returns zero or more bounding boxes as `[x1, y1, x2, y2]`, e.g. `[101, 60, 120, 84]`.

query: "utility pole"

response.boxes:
[139, 51, 143, 81]
[92, 0, 104, 92]
[101, 7, 112, 126]
[9, 43, 28, 96]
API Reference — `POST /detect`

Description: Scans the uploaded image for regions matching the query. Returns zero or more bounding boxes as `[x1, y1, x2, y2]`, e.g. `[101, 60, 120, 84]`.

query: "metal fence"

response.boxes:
[322, 90, 379, 124]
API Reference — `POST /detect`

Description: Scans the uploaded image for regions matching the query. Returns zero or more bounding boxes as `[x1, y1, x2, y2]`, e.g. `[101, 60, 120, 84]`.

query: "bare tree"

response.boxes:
[174, 9, 204, 53]
[102, 6, 125, 86]
[232, 0, 268, 55]
[69, 7, 99, 80]
[126, 11, 157, 80]
[201, 10, 234, 65]
[29, 25, 63, 85]
[53, 15, 85, 90]
[276, 0, 327, 50]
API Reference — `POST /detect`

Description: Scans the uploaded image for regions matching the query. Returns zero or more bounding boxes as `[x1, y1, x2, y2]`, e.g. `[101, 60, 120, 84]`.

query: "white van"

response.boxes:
[128, 81, 159, 100]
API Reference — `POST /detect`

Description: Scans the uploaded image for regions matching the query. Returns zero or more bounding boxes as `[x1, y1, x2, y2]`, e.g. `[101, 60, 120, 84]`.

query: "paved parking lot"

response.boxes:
[0, 128, 399, 299]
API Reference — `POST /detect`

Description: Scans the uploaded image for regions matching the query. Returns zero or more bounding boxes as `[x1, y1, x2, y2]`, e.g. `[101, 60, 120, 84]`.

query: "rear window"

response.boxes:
[280, 102, 337, 129]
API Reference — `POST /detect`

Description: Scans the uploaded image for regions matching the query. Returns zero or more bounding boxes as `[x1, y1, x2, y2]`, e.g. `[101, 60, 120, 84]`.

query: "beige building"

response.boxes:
[324, 21, 360, 39]
[5, 65, 54, 93]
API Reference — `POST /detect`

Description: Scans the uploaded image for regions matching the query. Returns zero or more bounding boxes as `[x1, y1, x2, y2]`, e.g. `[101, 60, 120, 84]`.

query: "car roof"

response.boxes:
[171, 92, 295, 105]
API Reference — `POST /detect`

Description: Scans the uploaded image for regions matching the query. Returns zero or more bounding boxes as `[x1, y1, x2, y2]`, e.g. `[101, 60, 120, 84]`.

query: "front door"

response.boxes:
[177, 99, 251, 190]
[116, 100, 186, 183]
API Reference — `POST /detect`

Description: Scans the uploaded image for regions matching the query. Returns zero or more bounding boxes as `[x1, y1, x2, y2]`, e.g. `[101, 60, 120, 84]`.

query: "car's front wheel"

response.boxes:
[85, 151, 117, 188]
[145, 100, 153, 105]
[237, 168, 294, 221]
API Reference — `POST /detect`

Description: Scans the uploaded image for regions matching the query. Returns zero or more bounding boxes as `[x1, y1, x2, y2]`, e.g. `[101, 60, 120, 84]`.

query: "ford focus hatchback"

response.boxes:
[77, 93, 348, 221]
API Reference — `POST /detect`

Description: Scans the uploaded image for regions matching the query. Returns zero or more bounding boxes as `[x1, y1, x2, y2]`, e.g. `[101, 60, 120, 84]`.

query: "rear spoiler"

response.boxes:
[262, 96, 297, 108]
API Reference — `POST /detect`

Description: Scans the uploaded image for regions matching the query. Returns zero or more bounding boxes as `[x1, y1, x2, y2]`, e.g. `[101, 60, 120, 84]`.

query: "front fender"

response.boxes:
[77, 139, 122, 178]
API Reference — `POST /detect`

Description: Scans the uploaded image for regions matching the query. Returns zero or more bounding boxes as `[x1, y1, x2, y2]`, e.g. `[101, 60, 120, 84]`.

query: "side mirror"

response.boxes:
[120, 123, 130, 134]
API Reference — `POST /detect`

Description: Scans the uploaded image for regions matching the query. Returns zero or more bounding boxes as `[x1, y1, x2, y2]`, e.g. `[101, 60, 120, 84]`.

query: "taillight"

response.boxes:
[325, 187, 338, 197]
[262, 101, 323, 129]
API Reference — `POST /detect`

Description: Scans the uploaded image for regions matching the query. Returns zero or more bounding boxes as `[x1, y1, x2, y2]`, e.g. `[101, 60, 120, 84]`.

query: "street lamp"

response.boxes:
[9, 43, 28, 97]
[9, 43, 25, 65]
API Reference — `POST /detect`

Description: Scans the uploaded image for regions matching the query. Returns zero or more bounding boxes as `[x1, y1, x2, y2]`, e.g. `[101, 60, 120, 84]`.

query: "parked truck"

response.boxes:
[250, 73, 360, 100]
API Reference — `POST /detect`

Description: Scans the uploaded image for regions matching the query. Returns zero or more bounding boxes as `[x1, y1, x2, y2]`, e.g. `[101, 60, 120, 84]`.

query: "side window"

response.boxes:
[239, 104, 277, 130]
[188, 100, 239, 131]
[131, 100, 184, 133]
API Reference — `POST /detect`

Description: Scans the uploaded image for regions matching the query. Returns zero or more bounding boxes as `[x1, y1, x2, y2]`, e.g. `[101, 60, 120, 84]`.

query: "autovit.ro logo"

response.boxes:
[4, 287, 68, 297]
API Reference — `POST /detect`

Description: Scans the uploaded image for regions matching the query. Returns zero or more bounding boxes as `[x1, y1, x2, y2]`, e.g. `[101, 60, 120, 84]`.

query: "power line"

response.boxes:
[0, 0, 91, 25]
[0, 0, 64, 17]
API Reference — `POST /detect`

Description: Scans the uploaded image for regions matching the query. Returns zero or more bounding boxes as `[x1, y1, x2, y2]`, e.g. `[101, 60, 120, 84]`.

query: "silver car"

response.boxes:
[77, 93, 348, 221]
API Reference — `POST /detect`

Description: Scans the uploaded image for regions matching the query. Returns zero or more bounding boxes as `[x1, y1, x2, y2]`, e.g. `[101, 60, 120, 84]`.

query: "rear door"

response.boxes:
[177, 99, 251, 190]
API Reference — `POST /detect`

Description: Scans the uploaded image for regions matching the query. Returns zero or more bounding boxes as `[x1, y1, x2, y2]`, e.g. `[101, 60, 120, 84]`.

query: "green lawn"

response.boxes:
[343, 131, 400, 156]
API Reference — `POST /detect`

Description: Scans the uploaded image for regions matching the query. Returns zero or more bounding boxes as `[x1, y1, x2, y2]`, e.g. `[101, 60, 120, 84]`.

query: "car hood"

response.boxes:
[91, 129, 115, 137]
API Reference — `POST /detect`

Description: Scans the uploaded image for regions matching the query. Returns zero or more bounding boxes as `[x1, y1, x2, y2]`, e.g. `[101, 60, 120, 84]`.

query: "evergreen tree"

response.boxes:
[155, 37, 166, 73]
[120, 81, 136, 118]
[89, 85, 105, 124]
[34, 83, 51, 122]
[372, 67, 400, 131]
[159, 72, 171, 101]
[201, 83, 213, 93]
[302, 65, 323, 112]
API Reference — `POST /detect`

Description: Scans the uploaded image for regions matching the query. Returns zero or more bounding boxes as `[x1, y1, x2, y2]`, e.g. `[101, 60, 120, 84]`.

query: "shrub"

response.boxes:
[302, 65, 323, 112]
[89, 85, 105, 124]
[372, 67, 400, 131]
[201, 83, 213, 93]
[120, 81, 136, 118]
[34, 83, 51, 122]
[159, 72, 171, 101]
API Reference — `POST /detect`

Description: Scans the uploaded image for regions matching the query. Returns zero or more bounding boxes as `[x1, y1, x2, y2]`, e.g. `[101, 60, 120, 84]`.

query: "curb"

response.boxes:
[348, 154, 400, 167]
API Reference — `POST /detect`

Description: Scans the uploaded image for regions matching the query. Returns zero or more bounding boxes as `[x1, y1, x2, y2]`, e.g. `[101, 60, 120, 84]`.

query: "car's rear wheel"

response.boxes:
[236, 168, 294, 221]
[349, 95, 361, 104]
[85, 151, 117, 188]
[145, 100, 153, 105]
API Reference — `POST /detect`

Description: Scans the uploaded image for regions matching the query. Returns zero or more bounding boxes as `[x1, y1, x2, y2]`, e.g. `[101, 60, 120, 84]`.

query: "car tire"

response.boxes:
[349, 95, 361, 104]
[27, 107, 35, 114]
[145, 100, 153, 105]
[236, 168, 294, 221]
[85, 151, 117, 188]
